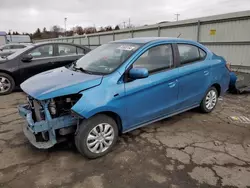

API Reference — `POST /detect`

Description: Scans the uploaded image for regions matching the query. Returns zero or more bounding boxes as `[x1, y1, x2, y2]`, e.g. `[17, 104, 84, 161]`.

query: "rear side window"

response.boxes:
[177, 44, 206, 65]
[199, 48, 206, 60]
[58, 44, 77, 56]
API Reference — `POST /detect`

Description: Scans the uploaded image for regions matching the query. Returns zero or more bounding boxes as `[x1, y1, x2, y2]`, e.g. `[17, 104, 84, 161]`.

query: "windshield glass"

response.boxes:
[74, 43, 141, 74]
[7, 45, 34, 59]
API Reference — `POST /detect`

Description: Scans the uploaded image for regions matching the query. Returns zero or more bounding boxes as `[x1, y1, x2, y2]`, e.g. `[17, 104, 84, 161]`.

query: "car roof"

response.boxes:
[5, 43, 30, 45]
[34, 41, 81, 46]
[33, 41, 90, 49]
[112, 37, 193, 44]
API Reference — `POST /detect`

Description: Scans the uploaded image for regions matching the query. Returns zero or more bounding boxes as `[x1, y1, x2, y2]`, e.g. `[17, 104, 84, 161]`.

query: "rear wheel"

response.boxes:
[75, 114, 118, 159]
[0, 73, 15, 95]
[200, 87, 218, 113]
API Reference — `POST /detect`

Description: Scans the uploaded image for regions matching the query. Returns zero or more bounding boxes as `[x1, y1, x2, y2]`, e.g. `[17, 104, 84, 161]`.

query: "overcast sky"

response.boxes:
[0, 0, 250, 33]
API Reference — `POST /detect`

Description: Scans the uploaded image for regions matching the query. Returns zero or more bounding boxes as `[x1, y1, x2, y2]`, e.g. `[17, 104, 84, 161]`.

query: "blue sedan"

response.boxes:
[18, 37, 230, 158]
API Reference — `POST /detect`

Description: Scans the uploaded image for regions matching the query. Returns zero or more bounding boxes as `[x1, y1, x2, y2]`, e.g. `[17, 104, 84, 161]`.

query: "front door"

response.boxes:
[19, 44, 56, 82]
[52, 44, 85, 69]
[124, 44, 179, 129]
[176, 43, 211, 110]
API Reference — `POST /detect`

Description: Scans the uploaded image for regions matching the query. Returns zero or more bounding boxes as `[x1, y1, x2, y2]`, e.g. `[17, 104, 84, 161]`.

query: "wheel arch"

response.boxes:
[0, 70, 16, 84]
[93, 111, 123, 135]
[78, 110, 123, 135]
[211, 83, 221, 96]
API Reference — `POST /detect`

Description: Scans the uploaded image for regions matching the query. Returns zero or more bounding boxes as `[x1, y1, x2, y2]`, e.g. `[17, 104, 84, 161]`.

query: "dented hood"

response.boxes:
[21, 67, 103, 100]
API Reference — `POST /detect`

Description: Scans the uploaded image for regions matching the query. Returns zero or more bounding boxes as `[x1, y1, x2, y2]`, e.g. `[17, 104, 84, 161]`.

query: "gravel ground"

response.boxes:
[0, 92, 250, 188]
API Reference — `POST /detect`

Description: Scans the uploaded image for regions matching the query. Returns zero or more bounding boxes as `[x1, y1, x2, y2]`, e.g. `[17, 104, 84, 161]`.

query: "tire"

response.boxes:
[75, 114, 118, 159]
[200, 86, 218, 113]
[0, 72, 15, 95]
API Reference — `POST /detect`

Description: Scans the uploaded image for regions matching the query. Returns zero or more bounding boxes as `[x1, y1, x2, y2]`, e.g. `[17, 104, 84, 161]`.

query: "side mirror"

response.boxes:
[22, 54, 33, 62]
[129, 67, 149, 79]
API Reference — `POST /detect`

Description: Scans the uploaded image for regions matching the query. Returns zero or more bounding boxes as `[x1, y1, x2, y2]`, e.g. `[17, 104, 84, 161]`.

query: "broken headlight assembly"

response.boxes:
[48, 94, 82, 118]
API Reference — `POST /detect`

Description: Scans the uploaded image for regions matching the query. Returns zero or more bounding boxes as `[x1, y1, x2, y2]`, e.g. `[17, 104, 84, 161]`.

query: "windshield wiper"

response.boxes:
[73, 66, 93, 75]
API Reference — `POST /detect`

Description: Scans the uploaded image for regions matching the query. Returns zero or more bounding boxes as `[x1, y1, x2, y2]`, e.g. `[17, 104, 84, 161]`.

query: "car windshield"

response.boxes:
[6, 45, 34, 59]
[74, 43, 141, 74]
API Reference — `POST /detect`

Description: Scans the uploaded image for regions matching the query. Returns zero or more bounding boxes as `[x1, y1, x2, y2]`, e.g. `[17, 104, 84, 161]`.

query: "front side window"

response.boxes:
[29, 45, 53, 58]
[133, 44, 173, 73]
[74, 43, 141, 74]
[178, 44, 206, 65]
[58, 44, 77, 56]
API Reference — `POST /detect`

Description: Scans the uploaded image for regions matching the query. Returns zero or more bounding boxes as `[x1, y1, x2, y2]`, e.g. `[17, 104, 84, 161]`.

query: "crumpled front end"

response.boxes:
[18, 94, 82, 149]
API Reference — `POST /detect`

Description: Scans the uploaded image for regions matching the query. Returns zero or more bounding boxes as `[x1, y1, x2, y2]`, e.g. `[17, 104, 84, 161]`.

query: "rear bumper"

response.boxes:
[18, 104, 78, 149]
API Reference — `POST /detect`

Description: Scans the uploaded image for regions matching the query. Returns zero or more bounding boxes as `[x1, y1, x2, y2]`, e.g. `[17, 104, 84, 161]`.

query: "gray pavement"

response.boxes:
[0, 92, 250, 188]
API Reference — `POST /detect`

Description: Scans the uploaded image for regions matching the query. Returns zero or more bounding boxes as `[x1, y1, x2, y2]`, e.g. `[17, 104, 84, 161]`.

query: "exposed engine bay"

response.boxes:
[22, 94, 82, 145]
[48, 94, 81, 118]
[27, 94, 82, 122]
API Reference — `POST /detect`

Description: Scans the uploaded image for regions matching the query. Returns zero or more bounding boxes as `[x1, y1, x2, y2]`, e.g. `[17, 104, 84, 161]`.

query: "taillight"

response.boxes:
[226, 62, 231, 71]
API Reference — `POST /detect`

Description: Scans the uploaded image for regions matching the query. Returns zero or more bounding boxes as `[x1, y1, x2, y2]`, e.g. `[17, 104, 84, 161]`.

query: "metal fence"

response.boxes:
[35, 10, 250, 73]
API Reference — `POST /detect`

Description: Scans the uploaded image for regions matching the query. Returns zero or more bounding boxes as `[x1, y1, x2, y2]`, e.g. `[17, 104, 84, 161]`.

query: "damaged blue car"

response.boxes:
[18, 37, 230, 158]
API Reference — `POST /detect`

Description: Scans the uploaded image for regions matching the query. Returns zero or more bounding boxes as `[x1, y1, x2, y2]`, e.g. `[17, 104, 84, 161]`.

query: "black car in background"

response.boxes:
[0, 42, 90, 95]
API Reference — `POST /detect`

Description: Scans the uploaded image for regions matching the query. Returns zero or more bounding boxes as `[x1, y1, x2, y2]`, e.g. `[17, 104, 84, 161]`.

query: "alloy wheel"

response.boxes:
[0, 76, 11, 93]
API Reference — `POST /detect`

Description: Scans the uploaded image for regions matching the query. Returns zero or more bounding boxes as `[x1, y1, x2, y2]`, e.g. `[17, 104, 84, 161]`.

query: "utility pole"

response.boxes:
[175, 13, 180, 21]
[64, 17, 67, 36]
[9, 29, 12, 42]
[128, 18, 131, 28]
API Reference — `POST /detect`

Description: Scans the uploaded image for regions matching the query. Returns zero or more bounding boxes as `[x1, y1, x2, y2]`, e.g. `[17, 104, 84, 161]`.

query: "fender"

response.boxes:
[71, 72, 127, 126]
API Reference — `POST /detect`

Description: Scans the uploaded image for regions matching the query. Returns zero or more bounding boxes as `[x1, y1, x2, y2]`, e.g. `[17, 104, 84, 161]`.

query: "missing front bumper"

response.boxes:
[18, 104, 78, 149]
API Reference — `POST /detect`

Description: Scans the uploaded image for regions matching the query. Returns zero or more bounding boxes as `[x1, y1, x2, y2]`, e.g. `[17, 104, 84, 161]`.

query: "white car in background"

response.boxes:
[0, 43, 31, 57]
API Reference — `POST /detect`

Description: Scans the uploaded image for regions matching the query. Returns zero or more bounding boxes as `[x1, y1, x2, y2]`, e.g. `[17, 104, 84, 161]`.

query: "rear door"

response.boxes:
[175, 43, 211, 110]
[52, 44, 86, 69]
[19, 44, 57, 82]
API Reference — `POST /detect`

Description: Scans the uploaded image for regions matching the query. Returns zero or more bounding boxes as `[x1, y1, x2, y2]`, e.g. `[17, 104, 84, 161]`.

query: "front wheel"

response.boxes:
[200, 87, 218, 113]
[75, 114, 118, 159]
[0, 73, 15, 95]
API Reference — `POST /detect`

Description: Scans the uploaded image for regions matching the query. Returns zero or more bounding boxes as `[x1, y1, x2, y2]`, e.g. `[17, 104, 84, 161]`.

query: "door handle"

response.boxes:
[168, 81, 177, 88]
[204, 71, 209, 76]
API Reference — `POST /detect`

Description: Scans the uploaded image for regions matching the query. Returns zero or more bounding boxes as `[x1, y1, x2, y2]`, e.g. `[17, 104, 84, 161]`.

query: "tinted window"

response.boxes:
[58, 44, 77, 56]
[12, 45, 26, 49]
[133, 45, 173, 73]
[178, 44, 206, 65]
[29, 45, 53, 58]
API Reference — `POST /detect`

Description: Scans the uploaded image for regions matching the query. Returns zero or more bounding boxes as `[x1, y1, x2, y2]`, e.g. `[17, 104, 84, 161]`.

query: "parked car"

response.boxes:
[0, 42, 90, 94]
[18, 37, 230, 158]
[0, 43, 30, 57]
[229, 71, 250, 94]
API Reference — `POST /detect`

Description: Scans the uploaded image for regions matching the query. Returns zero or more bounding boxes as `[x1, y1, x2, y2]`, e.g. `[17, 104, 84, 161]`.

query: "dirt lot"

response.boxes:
[0, 92, 250, 188]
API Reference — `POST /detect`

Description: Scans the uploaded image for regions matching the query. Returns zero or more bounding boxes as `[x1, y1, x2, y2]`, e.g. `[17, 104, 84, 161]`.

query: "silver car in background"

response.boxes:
[0, 43, 31, 57]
